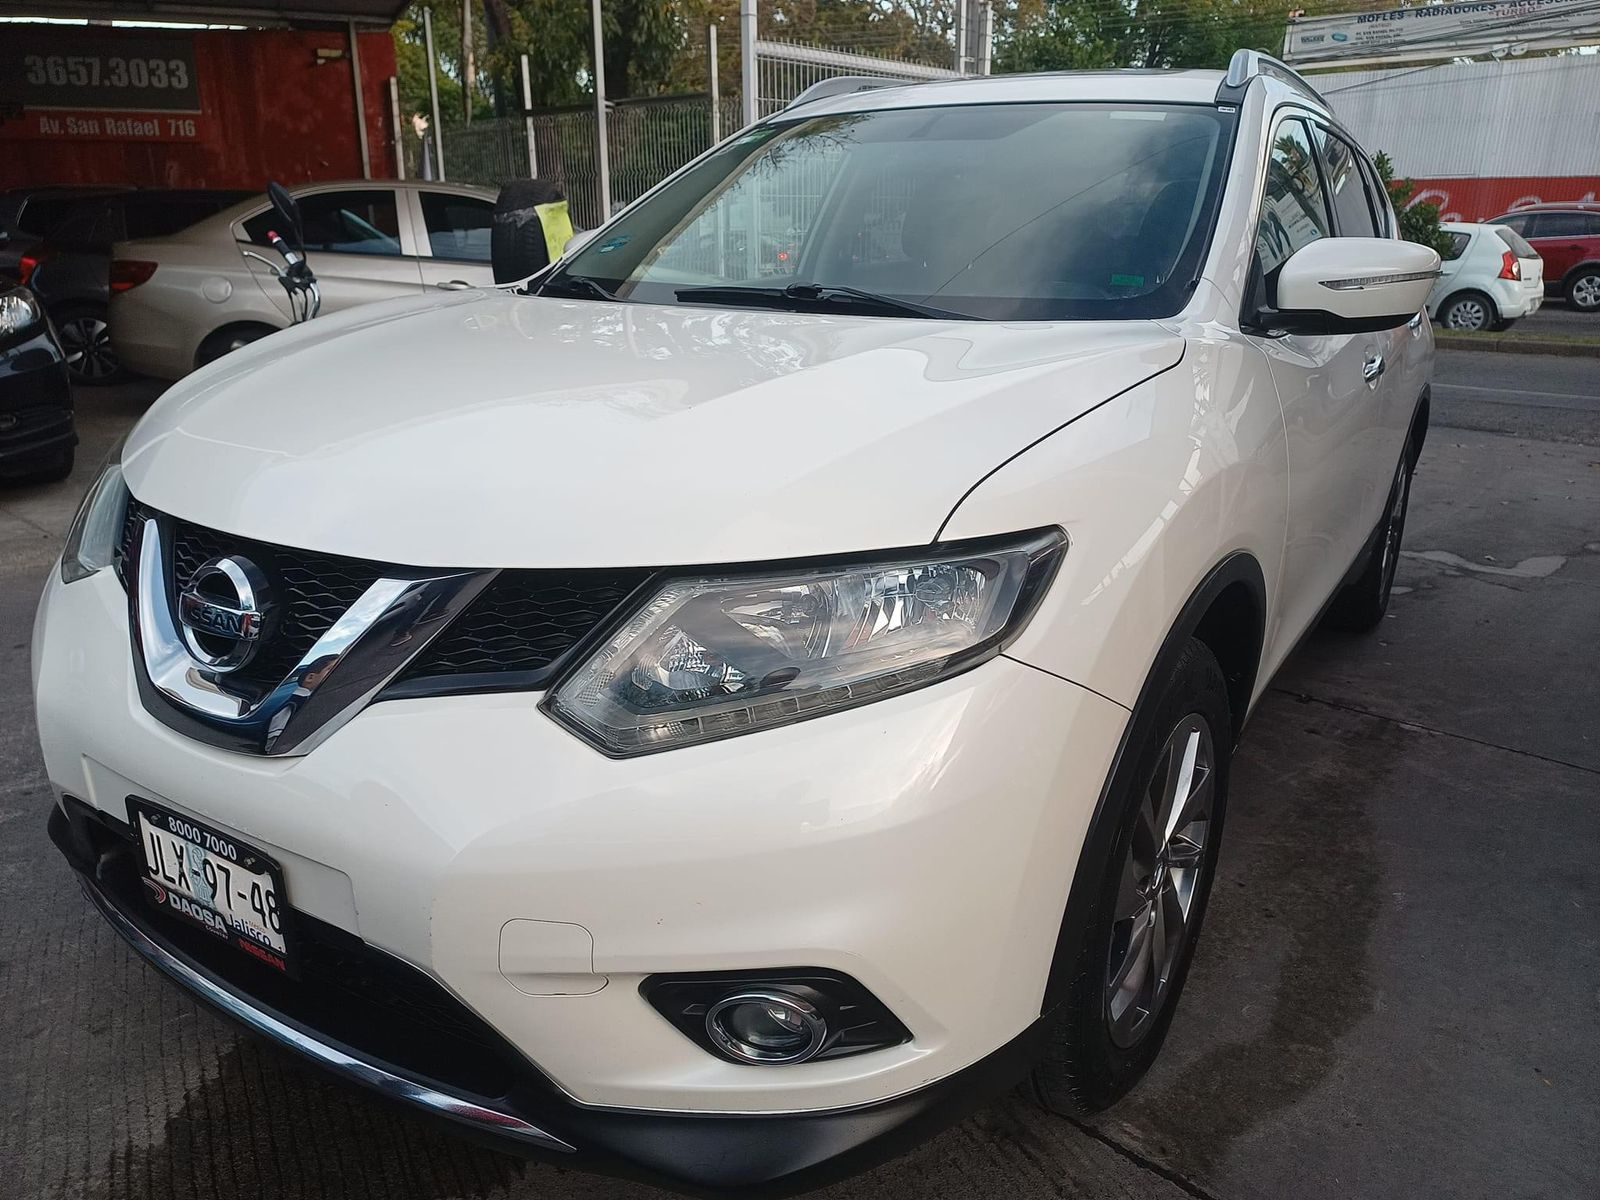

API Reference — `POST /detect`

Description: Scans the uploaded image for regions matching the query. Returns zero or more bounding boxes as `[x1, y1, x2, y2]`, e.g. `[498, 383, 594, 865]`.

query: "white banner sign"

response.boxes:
[1286, 0, 1600, 64]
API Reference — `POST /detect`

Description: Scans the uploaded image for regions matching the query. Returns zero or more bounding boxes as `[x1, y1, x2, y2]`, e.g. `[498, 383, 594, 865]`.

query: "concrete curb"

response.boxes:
[1436, 333, 1600, 358]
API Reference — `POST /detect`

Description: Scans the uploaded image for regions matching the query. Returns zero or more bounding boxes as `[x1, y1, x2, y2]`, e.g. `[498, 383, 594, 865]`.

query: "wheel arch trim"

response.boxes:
[1038, 550, 1266, 1015]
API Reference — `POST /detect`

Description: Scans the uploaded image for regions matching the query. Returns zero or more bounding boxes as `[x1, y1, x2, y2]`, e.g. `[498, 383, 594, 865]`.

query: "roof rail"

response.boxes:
[1216, 48, 1324, 107]
[785, 75, 902, 110]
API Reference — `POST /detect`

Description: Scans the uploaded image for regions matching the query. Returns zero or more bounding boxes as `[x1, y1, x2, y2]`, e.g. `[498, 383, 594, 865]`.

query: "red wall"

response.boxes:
[1409, 177, 1600, 224]
[0, 26, 399, 190]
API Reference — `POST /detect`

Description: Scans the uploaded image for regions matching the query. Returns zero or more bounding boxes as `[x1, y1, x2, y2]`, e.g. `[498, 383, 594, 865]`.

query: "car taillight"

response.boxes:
[109, 260, 157, 292]
[18, 253, 41, 287]
[1499, 249, 1521, 281]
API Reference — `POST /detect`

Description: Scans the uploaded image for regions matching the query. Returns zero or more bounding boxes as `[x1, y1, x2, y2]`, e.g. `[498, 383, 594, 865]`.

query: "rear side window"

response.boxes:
[419, 192, 493, 261]
[1442, 231, 1471, 261]
[1527, 212, 1600, 238]
[1257, 117, 1331, 276]
[48, 200, 119, 250]
[1494, 226, 1538, 259]
[15, 196, 76, 236]
[125, 198, 238, 240]
[1492, 214, 1532, 235]
[1313, 127, 1381, 238]
[242, 189, 402, 256]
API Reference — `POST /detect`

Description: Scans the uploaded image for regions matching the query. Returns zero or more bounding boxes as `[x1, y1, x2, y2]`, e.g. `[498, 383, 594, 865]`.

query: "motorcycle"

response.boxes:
[241, 182, 320, 324]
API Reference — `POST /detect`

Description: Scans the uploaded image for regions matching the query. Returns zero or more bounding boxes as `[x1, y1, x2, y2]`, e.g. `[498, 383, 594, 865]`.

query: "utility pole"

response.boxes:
[462, 0, 475, 123]
[423, 5, 445, 179]
[591, 0, 611, 220]
[521, 53, 539, 178]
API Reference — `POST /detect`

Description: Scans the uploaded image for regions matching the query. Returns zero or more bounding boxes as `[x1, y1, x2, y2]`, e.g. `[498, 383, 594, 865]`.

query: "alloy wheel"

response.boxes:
[1571, 273, 1600, 311]
[1106, 714, 1215, 1049]
[1444, 297, 1489, 331]
[59, 315, 119, 382]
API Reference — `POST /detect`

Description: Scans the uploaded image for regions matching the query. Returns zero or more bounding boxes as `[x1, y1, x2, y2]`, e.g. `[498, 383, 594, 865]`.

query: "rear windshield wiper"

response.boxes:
[676, 282, 972, 321]
[538, 273, 618, 301]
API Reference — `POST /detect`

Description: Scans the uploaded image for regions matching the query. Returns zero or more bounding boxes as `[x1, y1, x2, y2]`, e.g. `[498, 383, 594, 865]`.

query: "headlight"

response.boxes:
[60, 457, 130, 584]
[546, 529, 1064, 756]
[0, 287, 44, 344]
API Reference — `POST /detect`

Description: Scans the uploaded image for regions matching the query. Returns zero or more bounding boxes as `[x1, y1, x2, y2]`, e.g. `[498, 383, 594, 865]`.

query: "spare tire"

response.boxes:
[492, 178, 567, 284]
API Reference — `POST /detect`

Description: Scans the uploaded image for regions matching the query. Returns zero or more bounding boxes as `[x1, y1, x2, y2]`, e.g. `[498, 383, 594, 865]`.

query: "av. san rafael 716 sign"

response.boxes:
[0, 28, 207, 142]
[1285, 0, 1600, 65]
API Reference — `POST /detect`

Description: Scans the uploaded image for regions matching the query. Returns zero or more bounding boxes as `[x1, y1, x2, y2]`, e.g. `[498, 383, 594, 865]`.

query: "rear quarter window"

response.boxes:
[1494, 226, 1538, 259]
[1442, 231, 1471, 261]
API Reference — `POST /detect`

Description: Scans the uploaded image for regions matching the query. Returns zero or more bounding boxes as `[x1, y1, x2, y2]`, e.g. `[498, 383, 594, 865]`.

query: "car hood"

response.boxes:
[123, 290, 1183, 568]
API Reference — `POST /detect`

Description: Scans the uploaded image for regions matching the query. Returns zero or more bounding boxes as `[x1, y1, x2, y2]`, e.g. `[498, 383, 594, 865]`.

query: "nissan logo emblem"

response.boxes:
[177, 556, 275, 673]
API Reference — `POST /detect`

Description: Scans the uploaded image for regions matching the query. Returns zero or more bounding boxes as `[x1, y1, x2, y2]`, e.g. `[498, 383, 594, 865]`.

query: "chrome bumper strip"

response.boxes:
[78, 875, 575, 1154]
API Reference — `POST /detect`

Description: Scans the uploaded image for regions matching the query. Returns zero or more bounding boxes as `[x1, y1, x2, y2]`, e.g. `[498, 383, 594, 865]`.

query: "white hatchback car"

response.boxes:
[1428, 221, 1544, 332]
[36, 53, 1437, 1196]
[108, 179, 497, 379]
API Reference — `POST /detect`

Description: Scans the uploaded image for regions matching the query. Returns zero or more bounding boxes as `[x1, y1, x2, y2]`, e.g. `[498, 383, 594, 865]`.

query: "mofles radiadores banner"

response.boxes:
[1285, 0, 1600, 65]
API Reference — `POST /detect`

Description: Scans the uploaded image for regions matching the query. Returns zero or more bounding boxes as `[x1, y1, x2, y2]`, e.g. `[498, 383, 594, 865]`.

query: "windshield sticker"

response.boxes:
[597, 234, 632, 254]
[1110, 273, 1145, 288]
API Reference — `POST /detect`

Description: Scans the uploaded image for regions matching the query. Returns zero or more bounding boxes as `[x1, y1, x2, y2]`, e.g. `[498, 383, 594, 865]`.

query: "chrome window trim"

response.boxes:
[129, 516, 493, 756]
[77, 873, 576, 1154]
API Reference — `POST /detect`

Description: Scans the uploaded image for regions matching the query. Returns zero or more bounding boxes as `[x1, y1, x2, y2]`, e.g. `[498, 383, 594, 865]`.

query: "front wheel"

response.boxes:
[1566, 268, 1600, 312]
[1029, 639, 1232, 1115]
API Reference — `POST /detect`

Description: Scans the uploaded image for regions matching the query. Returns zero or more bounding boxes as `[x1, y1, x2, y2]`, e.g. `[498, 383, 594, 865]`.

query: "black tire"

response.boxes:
[1322, 433, 1414, 633]
[53, 303, 128, 385]
[491, 178, 566, 284]
[2, 446, 74, 487]
[1565, 266, 1600, 312]
[196, 323, 275, 368]
[1437, 291, 1495, 333]
[1029, 639, 1232, 1115]
[1490, 317, 1517, 332]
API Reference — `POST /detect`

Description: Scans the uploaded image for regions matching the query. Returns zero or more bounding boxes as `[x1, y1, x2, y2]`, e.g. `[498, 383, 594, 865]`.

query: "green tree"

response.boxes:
[1374, 151, 1455, 257]
[996, 0, 1289, 72]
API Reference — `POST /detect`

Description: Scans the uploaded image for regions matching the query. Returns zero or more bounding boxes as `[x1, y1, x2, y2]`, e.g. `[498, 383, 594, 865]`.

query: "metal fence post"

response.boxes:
[423, 5, 446, 180]
[740, 0, 757, 127]
[708, 24, 721, 146]
[955, 0, 968, 74]
[520, 54, 539, 178]
[980, 2, 994, 75]
[591, 0, 612, 220]
[388, 75, 405, 178]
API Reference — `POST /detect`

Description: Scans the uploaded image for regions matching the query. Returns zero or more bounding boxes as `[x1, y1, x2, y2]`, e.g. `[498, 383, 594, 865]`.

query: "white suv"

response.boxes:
[35, 53, 1436, 1195]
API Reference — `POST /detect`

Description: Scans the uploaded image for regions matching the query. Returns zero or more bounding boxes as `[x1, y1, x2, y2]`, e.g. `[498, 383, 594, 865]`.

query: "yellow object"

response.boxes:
[536, 201, 575, 262]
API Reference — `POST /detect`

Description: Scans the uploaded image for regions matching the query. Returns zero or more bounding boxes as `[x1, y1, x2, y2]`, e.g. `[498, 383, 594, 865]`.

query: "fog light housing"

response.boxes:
[706, 991, 828, 1065]
[643, 969, 911, 1066]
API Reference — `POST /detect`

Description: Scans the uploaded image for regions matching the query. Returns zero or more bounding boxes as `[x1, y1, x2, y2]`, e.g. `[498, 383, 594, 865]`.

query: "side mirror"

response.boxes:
[563, 228, 598, 256]
[1269, 237, 1441, 334]
[266, 181, 305, 253]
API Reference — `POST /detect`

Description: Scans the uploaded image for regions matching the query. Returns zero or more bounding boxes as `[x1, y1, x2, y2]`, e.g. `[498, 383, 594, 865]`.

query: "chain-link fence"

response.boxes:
[406, 95, 743, 229]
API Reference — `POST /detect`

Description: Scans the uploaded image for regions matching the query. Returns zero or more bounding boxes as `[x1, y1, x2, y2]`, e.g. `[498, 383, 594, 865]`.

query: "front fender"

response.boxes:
[939, 332, 1288, 716]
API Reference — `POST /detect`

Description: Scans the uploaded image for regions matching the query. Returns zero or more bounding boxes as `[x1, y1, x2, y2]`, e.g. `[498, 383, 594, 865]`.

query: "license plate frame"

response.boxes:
[127, 797, 295, 974]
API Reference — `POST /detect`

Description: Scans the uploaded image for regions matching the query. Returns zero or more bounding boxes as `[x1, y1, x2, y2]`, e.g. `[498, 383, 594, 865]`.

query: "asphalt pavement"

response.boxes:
[1, 348, 1596, 1200]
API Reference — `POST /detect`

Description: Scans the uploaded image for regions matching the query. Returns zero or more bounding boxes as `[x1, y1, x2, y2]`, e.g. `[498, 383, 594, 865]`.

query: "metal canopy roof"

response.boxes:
[7, 0, 406, 27]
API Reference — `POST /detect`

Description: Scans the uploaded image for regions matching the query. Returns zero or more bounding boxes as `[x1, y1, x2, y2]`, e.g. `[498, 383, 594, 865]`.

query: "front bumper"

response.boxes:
[35, 561, 1128, 1189]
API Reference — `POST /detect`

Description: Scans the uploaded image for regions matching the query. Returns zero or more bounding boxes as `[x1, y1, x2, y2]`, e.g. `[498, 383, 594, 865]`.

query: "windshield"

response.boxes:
[547, 102, 1234, 321]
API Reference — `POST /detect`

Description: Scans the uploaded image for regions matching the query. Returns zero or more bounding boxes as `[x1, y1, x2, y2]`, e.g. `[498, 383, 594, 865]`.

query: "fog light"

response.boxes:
[705, 991, 827, 1065]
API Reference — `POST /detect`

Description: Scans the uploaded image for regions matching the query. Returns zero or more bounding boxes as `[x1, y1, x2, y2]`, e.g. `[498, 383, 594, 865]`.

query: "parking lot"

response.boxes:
[1, 346, 1596, 1200]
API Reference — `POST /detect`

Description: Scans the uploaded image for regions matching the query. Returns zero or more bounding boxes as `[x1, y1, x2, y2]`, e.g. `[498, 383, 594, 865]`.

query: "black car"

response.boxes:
[0, 285, 75, 484]
[24, 189, 251, 383]
[0, 186, 128, 286]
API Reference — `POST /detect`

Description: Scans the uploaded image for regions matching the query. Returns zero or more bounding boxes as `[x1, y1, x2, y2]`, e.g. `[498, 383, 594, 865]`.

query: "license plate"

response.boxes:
[129, 798, 292, 973]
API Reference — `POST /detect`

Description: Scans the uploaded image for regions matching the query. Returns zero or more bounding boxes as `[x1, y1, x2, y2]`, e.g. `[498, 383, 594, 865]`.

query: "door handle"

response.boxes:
[434, 279, 473, 290]
[1363, 352, 1386, 385]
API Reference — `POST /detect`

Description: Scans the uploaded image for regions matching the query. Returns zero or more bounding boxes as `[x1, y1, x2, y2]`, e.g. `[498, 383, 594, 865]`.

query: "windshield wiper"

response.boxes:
[538, 274, 618, 301]
[676, 282, 971, 320]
